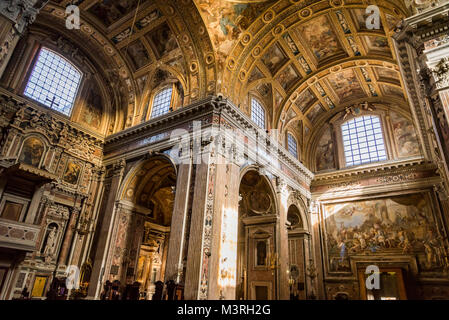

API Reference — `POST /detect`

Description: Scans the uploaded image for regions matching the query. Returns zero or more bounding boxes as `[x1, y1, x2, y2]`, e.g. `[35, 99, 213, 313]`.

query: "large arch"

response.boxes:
[108, 155, 177, 299]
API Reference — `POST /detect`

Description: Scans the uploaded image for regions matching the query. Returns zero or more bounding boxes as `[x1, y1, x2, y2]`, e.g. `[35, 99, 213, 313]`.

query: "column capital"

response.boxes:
[0, 0, 48, 34]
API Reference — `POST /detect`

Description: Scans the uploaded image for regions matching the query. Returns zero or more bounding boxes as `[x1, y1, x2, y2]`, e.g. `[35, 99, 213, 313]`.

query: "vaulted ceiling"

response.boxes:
[38, 0, 413, 141]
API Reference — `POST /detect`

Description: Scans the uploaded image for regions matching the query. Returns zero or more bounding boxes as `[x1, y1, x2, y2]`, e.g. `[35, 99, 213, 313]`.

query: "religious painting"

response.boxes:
[31, 276, 48, 297]
[295, 89, 316, 112]
[1, 201, 24, 221]
[327, 69, 365, 101]
[255, 240, 268, 267]
[274, 90, 283, 109]
[315, 126, 335, 171]
[363, 36, 390, 55]
[147, 23, 179, 58]
[122, 40, 150, 70]
[324, 193, 446, 273]
[63, 161, 82, 185]
[306, 103, 324, 123]
[196, 0, 275, 62]
[248, 66, 264, 83]
[350, 8, 383, 31]
[375, 67, 399, 81]
[261, 43, 288, 75]
[285, 107, 297, 124]
[381, 84, 405, 99]
[390, 111, 421, 157]
[19, 137, 45, 167]
[296, 14, 343, 61]
[276, 64, 300, 92]
[88, 0, 139, 27]
[81, 85, 102, 130]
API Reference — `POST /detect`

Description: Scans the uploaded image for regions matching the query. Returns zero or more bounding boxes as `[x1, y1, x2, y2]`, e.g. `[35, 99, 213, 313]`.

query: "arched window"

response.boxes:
[150, 87, 173, 119]
[251, 98, 266, 129]
[24, 48, 82, 116]
[341, 115, 387, 167]
[287, 133, 298, 159]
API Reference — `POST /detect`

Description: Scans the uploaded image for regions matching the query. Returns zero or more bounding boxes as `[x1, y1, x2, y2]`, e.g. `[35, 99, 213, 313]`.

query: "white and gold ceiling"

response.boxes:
[35, 0, 413, 160]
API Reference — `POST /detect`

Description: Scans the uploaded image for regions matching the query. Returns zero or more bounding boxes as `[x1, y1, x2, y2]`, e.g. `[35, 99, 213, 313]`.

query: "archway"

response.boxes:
[286, 204, 308, 300]
[236, 169, 278, 300]
[118, 156, 177, 300]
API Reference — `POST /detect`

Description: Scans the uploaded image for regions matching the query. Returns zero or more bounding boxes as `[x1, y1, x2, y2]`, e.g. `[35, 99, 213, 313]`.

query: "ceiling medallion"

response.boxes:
[165, 5, 175, 16]
[263, 10, 275, 23]
[205, 53, 215, 65]
[252, 46, 262, 57]
[190, 61, 198, 73]
[239, 70, 247, 81]
[191, 88, 199, 99]
[207, 81, 215, 91]
[80, 24, 93, 35]
[356, 60, 368, 66]
[227, 58, 236, 70]
[241, 33, 252, 46]
[272, 24, 285, 36]
[330, 0, 344, 8]
[290, 92, 298, 101]
[330, 65, 342, 73]
[104, 46, 114, 56]
[299, 8, 312, 18]
[307, 77, 318, 85]
[199, 26, 205, 35]
[182, 34, 190, 44]
[52, 8, 65, 18]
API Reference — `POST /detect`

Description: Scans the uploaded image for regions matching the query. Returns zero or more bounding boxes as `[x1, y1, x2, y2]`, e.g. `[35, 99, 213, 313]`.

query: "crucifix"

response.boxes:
[46, 96, 59, 109]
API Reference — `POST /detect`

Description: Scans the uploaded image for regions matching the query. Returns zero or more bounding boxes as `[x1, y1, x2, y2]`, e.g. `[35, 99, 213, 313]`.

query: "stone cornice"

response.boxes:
[312, 157, 435, 185]
[105, 96, 314, 181]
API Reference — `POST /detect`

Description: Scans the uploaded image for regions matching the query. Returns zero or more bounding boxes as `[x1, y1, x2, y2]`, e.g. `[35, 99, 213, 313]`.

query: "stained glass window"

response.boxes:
[150, 87, 173, 118]
[24, 48, 81, 116]
[341, 115, 387, 167]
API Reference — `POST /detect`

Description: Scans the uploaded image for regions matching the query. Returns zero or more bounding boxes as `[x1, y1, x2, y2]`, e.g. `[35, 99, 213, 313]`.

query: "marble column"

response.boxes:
[87, 159, 126, 299]
[184, 146, 215, 300]
[165, 154, 192, 283]
[275, 178, 290, 300]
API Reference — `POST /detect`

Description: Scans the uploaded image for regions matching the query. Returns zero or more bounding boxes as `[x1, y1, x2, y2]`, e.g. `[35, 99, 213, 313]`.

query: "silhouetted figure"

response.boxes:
[100, 280, 112, 300]
[153, 281, 164, 300]
[166, 280, 176, 300]
[111, 280, 121, 300]
[21, 287, 30, 300]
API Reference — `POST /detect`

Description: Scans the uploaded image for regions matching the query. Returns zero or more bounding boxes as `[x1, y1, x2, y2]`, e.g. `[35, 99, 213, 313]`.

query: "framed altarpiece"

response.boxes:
[319, 190, 448, 300]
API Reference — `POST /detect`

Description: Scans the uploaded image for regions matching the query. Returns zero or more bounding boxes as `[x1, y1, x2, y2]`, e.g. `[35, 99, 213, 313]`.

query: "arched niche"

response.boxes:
[237, 169, 278, 300]
[110, 155, 177, 299]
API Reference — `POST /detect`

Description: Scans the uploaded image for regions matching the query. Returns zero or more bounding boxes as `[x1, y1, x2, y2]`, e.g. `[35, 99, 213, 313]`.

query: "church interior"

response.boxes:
[0, 0, 449, 300]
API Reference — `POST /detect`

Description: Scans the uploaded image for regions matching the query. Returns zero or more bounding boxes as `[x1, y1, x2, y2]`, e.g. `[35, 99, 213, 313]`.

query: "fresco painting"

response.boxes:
[297, 14, 342, 61]
[324, 193, 447, 273]
[327, 69, 365, 100]
[315, 125, 335, 171]
[19, 137, 45, 167]
[390, 111, 421, 157]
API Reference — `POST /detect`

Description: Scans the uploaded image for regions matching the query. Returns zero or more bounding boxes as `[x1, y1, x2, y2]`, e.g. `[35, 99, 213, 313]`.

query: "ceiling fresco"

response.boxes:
[40, 0, 411, 155]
